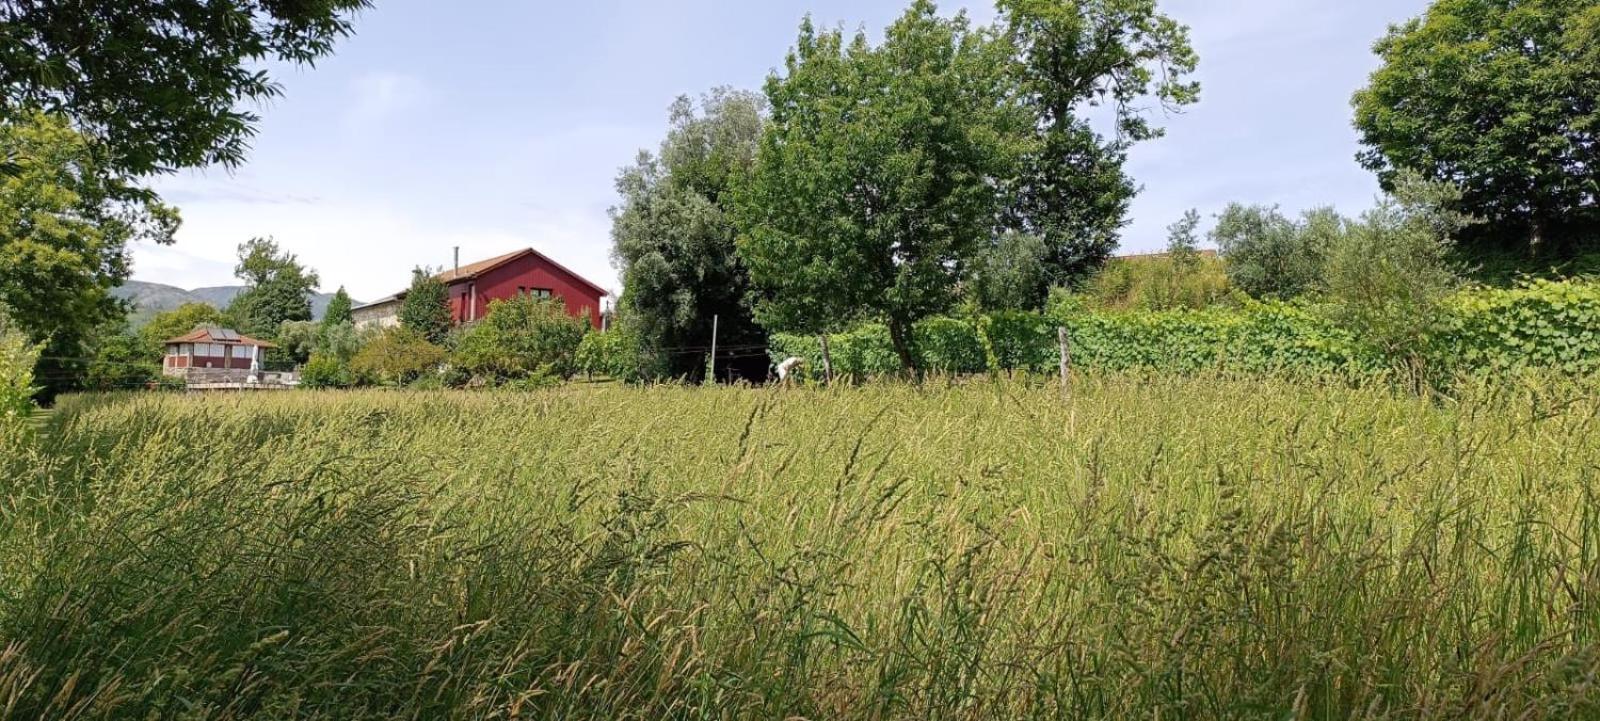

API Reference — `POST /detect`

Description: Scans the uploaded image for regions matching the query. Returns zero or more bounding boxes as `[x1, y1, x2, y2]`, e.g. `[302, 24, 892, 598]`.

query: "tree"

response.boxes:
[1352, 0, 1600, 253]
[1166, 209, 1203, 268]
[997, 0, 1200, 285]
[398, 269, 452, 345]
[452, 296, 589, 382]
[137, 302, 226, 360]
[736, 3, 1030, 372]
[225, 237, 320, 339]
[323, 287, 354, 326]
[84, 326, 159, 391]
[0, 0, 369, 176]
[0, 113, 179, 397]
[1323, 173, 1471, 376]
[1212, 205, 1343, 300]
[967, 232, 1051, 312]
[351, 326, 446, 386]
[611, 88, 767, 381]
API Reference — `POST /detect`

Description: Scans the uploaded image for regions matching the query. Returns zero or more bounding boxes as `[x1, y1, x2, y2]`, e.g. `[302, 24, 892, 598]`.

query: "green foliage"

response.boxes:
[611, 88, 767, 381]
[137, 303, 226, 361]
[576, 326, 658, 383]
[0, 308, 41, 423]
[323, 287, 354, 326]
[1322, 174, 1469, 375]
[300, 353, 356, 389]
[1435, 279, 1600, 377]
[399, 269, 452, 345]
[997, 0, 1201, 284]
[0, 1, 368, 175]
[452, 296, 588, 382]
[1213, 204, 1343, 299]
[967, 232, 1051, 312]
[738, 3, 1030, 370]
[1353, 0, 1600, 250]
[1084, 254, 1232, 312]
[0, 113, 178, 397]
[350, 327, 446, 386]
[83, 328, 159, 392]
[226, 237, 320, 339]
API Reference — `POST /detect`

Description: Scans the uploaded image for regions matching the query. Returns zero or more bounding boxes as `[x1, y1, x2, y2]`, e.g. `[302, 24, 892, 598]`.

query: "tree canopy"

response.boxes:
[610, 88, 767, 380]
[1212, 205, 1344, 300]
[323, 287, 354, 326]
[0, 113, 178, 397]
[399, 269, 452, 345]
[997, 0, 1200, 284]
[0, 0, 369, 176]
[1352, 0, 1600, 252]
[736, 2, 1030, 371]
[225, 237, 320, 339]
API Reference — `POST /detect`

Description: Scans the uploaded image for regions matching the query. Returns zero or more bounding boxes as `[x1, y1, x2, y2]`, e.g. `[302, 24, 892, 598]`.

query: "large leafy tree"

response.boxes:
[736, 2, 1030, 372]
[0, 113, 178, 397]
[997, 0, 1200, 284]
[1352, 0, 1600, 252]
[138, 302, 226, 360]
[226, 237, 319, 339]
[610, 89, 766, 381]
[0, 0, 369, 175]
[399, 269, 452, 345]
[323, 287, 354, 326]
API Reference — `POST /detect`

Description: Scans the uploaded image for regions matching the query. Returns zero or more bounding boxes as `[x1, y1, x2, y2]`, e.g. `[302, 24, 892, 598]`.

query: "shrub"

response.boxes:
[576, 327, 659, 382]
[1434, 278, 1600, 377]
[1213, 204, 1343, 299]
[351, 327, 447, 386]
[0, 308, 41, 424]
[300, 353, 355, 389]
[453, 296, 588, 382]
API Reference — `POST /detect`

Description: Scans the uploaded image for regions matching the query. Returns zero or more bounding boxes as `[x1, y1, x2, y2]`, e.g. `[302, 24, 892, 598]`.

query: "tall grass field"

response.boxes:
[4, 377, 1600, 719]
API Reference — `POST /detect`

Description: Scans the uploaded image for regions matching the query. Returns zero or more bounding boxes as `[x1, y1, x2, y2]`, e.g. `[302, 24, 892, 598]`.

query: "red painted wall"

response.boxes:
[447, 252, 604, 329]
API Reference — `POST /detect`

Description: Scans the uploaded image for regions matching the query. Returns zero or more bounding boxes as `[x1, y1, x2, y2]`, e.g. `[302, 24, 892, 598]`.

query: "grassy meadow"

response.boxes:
[4, 376, 1600, 719]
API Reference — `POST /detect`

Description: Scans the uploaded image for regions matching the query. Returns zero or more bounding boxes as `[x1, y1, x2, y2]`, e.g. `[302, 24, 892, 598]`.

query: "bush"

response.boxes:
[1434, 279, 1600, 378]
[0, 309, 41, 424]
[452, 296, 589, 382]
[1082, 254, 1231, 312]
[350, 327, 447, 386]
[576, 327, 659, 382]
[300, 353, 355, 389]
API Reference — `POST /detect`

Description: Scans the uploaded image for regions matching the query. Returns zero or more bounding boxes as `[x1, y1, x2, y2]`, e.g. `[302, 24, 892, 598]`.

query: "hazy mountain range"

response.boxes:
[112, 280, 354, 326]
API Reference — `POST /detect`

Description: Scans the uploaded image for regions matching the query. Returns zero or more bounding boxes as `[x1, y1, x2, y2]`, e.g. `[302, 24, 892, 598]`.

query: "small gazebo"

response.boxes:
[162, 326, 276, 379]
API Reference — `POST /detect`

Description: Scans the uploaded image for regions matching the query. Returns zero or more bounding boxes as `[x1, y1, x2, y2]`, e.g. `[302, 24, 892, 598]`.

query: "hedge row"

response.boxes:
[769, 280, 1600, 382]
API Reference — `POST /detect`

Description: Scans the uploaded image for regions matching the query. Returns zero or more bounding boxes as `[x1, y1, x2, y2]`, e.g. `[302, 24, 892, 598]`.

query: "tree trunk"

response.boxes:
[887, 318, 920, 381]
[817, 334, 834, 385]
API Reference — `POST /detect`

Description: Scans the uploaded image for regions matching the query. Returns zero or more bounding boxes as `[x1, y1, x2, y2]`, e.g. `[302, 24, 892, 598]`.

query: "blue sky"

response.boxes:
[135, 0, 1432, 302]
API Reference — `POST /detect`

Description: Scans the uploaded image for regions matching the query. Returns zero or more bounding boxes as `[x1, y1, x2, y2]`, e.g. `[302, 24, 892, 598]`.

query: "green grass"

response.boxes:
[3, 375, 1600, 719]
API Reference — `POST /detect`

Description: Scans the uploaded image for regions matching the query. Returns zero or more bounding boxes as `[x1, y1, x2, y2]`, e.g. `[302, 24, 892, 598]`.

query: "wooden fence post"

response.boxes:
[1057, 326, 1071, 399]
[818, 334, 834, 385]
[708, 314, 719, 385]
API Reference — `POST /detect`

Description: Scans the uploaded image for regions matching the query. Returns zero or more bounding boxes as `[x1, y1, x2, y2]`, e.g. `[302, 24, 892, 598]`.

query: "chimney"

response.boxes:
[453, 246, 460, 276]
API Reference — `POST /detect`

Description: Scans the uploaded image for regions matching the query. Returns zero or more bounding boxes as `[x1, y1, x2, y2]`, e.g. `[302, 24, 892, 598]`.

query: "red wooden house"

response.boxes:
[352, 248, 608, 330]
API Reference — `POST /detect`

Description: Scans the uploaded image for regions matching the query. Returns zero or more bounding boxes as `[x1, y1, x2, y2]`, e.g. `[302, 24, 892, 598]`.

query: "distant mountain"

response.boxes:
[112, 280, 354, 326]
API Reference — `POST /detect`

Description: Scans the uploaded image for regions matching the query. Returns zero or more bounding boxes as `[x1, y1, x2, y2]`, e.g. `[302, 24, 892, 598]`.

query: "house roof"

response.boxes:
[164, 326, 277, 348]
[435, 248, 610, 297]
[351, 294, 399, 311]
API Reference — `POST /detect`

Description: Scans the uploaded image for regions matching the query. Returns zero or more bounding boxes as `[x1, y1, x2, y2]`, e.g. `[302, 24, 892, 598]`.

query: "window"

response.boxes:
[166, 345, 176, 357]
[530, 288, 552, 300]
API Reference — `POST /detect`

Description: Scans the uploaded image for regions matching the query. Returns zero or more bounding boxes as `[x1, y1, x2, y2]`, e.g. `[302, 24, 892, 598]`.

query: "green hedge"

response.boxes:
[769, 280, 1600, 382]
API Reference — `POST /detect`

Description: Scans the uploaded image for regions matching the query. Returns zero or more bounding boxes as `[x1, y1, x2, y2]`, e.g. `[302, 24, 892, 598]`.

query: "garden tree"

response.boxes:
[736, 3, 1031, 372]
[276, 321, 322, 365]
[398, 269, 452, 345]
[225, 237, 320, 339]
[1212, 204, 1344, 300]
[1166, 209, 1202, 267]
[0, 0, 369, 176]
[1352, 0, 1600, 253]
[611, 88, 767, 380]
[967, 232, 1051, 312]
[996, 0, 1200, 284]
[452, 296, 589, 382]
[1323, 173, 1472, 376]
[0, 113, 179, 397]
[323, 287, 354, 326]
[137, 302, 226, 360]
[83, 325, 158, 391]
[350, 326, 446, 386]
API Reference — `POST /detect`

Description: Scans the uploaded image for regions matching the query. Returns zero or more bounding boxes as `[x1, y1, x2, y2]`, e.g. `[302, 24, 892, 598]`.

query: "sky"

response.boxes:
[134, 0, 1434, 303]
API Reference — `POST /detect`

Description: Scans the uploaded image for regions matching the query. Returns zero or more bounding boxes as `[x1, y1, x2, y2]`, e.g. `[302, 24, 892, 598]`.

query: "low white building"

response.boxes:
[351, 295, 402, 330]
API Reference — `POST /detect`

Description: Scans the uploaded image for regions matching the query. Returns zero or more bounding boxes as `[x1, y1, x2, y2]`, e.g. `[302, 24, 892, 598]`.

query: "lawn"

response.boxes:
[3, 376, 1599, 719]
